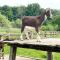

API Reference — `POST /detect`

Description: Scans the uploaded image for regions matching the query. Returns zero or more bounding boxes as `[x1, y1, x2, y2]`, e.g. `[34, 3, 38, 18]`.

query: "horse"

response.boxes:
[20, 8, 52, 40]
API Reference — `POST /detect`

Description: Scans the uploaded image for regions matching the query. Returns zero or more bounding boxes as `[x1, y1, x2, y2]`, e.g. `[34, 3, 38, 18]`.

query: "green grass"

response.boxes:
[17, 48, 47, 58]
[53, 52, 60, 60]
[4, 45, 47, 58]
[4, 45, 60, 60]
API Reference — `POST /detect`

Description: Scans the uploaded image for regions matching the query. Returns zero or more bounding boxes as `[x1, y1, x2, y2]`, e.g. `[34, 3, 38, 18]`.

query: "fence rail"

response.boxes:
[39, 31, 60, 38]
[0, 31, 60, 40]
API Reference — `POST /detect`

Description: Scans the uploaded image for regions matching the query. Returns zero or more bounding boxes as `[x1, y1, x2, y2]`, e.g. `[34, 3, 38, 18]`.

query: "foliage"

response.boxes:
[17, 6, 26, 18]
[11, 20, 17, 28]
[0, 3, 60, 30]
[0, 13, 12, 27]
[51, 15, 60, 30]
[46, 24, 58, 31]
[0, 5, 13, 21]
[51, 9, 60, 16]
[12, 7, 18, 20]
[0, 3, 41, 20]
[41, 14, 60, 31]
[11, 19, 22, 28]
[25, 3, 41, 16]
[15, 19, 22, 28]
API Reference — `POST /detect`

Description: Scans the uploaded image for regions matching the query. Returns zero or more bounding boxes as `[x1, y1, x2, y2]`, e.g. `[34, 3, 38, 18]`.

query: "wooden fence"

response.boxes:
[0, 31, 60, 40]
[22, 31, 60, 39]
[39, 31, 60, 38]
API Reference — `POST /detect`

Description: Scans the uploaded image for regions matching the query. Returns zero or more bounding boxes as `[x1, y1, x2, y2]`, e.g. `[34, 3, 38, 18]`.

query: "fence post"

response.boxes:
[9, 45, 17, 60]
[0, 35, 2, 40]
[47, 51, 53, 60]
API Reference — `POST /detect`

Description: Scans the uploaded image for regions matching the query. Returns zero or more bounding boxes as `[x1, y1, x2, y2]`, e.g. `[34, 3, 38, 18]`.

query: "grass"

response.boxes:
[4, 45, 60, 60]
[17, 48, 47, 58]
[4, 45, 47, 58]
[53, 52, 60, 60]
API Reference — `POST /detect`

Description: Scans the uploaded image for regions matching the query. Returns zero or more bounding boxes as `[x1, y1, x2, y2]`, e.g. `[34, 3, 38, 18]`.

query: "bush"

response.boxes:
[0, 13, 12, 27]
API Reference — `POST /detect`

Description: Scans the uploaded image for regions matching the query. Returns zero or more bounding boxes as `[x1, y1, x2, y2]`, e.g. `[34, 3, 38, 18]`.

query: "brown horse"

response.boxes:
[20, 8, 52, 40]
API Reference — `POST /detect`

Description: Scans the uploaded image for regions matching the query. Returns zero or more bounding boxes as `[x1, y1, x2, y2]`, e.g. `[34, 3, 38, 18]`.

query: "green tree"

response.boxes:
[52, 15, 60, 30]
[0, 5, 13, 21]
[0, 13, 12, 27]
[17, 6, 26, 18]
[12, 7, 18, 20]
[51, 9, 60, 16]
[7, 7, 13, 21]
[11, 20, 16, 28]
[25, 3, 41, 16]
[15, 19, 22, 28]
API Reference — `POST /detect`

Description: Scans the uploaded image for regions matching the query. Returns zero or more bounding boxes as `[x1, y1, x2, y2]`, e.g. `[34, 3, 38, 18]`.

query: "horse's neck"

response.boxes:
[40, 12, 45, 21]
[38, 11, 46, 26]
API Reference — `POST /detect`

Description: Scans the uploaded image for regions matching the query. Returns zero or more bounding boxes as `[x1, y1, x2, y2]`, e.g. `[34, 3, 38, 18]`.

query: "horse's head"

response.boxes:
[45, 8, 52, 19]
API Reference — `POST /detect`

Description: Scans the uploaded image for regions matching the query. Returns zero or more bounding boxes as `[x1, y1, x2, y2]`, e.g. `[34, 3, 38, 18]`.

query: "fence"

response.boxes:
[39, 31, 60, 38]
[22, 31, 60, 39]
[0, 31, 60, 40]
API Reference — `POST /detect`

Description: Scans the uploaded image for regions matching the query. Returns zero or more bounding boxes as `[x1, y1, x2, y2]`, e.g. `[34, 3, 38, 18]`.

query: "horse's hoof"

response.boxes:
[37, 40, 41, 42]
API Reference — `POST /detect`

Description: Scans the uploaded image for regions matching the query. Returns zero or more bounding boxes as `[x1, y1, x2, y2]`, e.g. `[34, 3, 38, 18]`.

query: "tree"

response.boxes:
[12, 7, 18, 20]
[7, 7, 13, 21]
[52, 15, 60, 30]
[0, 13, 12, 27]
[0, 5, 13, 21]
[15, 19, 22, 28]
[17, 6, 26, 18]
[51, 9, 60, 16]
[25, 3, 41, 16]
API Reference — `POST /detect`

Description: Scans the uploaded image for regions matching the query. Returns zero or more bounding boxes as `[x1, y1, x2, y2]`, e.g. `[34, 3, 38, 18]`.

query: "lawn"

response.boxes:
[4, 45, 60, 60]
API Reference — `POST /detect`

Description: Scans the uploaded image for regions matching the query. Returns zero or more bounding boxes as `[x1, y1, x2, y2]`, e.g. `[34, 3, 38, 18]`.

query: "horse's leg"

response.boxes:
[20, 26, 25, 40]
[24, 29, 30, 40]
[35, 27, 41, 41]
